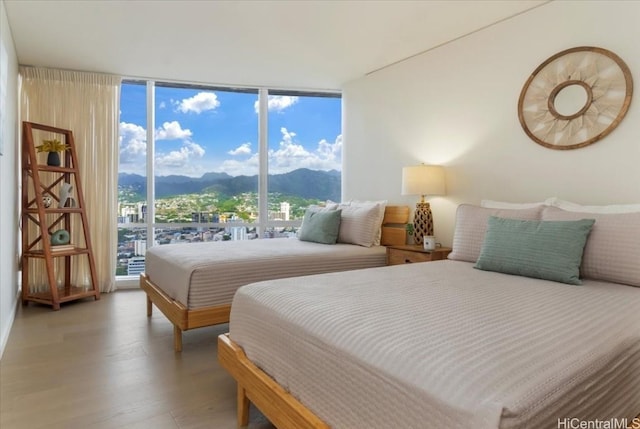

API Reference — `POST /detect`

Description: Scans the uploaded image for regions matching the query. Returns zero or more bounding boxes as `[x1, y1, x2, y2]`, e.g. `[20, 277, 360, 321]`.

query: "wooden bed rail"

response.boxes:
[218, 334, 329, 429]
[219, 333, 640, 429]
[140, 273, 230, 351]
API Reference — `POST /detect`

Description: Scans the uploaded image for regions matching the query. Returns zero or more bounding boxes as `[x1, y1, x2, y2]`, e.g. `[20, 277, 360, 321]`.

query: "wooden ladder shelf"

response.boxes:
[21, 121, 100, 310]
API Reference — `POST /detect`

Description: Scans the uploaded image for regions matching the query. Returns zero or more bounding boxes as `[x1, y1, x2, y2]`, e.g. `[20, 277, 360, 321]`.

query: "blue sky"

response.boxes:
[119, 83, 342, 177]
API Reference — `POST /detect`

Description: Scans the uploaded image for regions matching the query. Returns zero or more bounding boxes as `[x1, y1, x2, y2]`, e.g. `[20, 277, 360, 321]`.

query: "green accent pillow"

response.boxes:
[474, 216, 595, 285]
[298, 209, 342, 244]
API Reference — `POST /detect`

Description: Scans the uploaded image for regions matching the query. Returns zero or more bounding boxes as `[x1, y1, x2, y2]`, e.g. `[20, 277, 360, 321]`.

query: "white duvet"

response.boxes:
[230, 260, 640, 428]
[145, 238, 387, 309]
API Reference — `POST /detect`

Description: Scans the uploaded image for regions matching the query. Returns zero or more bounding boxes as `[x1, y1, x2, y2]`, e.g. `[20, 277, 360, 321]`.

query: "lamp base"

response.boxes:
[413, 202, 434, 246]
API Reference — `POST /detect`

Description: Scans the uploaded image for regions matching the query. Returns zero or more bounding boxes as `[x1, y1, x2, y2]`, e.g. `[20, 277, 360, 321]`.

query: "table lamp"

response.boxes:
[401, 165, 446, 246]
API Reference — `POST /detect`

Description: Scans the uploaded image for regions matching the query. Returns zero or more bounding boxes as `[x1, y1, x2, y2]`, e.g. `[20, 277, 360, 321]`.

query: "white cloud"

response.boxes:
[254, 95, 299, 114]
[155, 141, 206, 175]
[158, 101, 166, 109]
[228, 142, 253, 156]
[177, 92, 220, 114]
[155, 121, 193, 140]
[119, 122, 147, 174]
[119, 122, 341, 178]
[222, 127, 342, 176]
[220, 156, 259, 177]
[119, 121, 209, 176]
[269, 127, 342, 174]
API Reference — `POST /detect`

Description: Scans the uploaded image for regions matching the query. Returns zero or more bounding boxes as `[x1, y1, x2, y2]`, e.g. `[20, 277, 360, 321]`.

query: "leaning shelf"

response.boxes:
[21, 121, 100, 310]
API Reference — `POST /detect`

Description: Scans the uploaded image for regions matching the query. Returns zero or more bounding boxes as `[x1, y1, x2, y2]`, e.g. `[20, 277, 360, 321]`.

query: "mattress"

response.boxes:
[144, 238, 387, 309]
[229, 260, 640, 428]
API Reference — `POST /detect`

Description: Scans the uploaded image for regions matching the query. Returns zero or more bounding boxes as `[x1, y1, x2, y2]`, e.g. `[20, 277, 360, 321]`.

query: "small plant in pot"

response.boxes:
[406, 223, 415, 245]
[35, 139, 70, 167]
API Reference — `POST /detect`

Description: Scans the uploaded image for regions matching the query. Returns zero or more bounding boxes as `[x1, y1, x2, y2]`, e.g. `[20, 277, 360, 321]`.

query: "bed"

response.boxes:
[219, 201, 640, 428]
[141, 203, 409, 351]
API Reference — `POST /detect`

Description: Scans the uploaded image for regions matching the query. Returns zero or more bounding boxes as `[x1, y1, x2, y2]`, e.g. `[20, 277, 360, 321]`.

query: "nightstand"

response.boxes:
[386, 244, 452, 266]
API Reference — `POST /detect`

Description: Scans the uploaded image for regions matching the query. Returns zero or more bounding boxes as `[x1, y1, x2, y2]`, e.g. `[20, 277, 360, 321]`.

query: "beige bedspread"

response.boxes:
[230, 260, 640, 428]
[144, 238, 387, 309]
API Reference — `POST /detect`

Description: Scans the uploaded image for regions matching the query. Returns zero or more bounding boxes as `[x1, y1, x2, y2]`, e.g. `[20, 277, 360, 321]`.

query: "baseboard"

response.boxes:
[0, 289, 19, 360]
[116, 276, 140, 290]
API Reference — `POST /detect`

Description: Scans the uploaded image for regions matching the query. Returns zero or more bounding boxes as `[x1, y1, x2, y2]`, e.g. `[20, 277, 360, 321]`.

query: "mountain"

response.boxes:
[118, 168, 341, 201]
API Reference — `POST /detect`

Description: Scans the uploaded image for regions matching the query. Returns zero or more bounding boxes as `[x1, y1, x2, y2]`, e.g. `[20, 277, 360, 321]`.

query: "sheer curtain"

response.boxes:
[20, 67, 121, 293]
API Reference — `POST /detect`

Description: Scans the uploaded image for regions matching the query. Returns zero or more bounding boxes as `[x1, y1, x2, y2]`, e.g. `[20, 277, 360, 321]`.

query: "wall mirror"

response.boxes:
[518, 46, 633, 150]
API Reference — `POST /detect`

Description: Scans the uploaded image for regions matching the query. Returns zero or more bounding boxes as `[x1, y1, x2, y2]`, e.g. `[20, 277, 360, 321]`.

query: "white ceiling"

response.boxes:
[4, 0, 547, 90]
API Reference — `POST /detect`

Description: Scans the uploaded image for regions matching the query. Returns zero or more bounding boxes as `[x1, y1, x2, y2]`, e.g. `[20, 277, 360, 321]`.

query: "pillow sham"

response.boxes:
[545, 197, 640, 214]
[542, 206, 640, 287]
[337, 202, 384, 247]
[448, 204, 544, 263]
[475, 216, 595, 285]
[480, 199, 546, 209]
[344, 200, 387, 245]
[298, 209, 342, 244]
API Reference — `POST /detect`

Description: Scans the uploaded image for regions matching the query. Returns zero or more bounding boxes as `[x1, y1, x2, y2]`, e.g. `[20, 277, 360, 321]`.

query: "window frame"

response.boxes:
[116, 79, 341, 286]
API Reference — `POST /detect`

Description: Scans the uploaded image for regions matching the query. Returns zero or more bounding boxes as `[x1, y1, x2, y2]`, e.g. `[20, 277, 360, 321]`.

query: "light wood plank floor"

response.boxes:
[0, 290, 274, 429]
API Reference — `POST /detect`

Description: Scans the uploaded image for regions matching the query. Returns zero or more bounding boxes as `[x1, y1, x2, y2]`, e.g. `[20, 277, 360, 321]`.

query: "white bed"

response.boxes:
[144, 238, 387, 310]
[141, 204, 409, 351]
[219, 202, 640, 428]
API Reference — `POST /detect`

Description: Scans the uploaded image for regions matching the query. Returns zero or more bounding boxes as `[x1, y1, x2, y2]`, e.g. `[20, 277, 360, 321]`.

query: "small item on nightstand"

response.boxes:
[423, 235, 436, 250]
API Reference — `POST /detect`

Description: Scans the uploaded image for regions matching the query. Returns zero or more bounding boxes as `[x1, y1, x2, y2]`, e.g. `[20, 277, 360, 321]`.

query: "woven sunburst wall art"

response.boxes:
[518, 46, 633, 150]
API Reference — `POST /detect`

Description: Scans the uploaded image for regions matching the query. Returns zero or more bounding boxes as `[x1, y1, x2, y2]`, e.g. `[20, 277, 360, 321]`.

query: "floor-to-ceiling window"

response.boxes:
[117, 81, 341, 278]
[265, 90, 342, 237]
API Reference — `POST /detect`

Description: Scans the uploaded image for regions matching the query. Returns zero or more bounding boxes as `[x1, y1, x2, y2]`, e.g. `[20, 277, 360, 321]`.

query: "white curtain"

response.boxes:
[20, 67, 121, 293]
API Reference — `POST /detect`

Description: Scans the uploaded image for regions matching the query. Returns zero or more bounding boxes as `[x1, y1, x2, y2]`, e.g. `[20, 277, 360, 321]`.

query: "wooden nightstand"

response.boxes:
[386, 244, 452, 266]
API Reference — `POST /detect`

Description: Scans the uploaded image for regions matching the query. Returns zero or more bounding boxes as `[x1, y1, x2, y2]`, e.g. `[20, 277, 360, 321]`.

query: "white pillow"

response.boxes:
[542, 206, 640, 287]
[337, 201, 385, 247]
[341, 200, 387, 246]
[545, 197, 640, 214]
[448, 204, 544, 262]
[480, 199, 546, 209]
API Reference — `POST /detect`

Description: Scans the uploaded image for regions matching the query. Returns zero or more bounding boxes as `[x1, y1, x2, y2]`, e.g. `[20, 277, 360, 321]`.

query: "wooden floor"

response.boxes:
[0, 289, 274, 429]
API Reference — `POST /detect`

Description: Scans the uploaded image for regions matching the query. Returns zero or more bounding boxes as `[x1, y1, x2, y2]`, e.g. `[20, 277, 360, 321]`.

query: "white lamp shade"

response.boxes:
[401, 165, 446, 196]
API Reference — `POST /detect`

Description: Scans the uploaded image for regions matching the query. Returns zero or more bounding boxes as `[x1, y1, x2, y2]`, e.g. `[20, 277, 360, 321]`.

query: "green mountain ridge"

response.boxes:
[118, 168, 341, 201]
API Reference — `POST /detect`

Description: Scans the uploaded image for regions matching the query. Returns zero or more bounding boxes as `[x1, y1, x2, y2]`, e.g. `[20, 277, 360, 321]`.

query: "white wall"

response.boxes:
[0, 0, 19, 357]
[343, 1, 640, 247]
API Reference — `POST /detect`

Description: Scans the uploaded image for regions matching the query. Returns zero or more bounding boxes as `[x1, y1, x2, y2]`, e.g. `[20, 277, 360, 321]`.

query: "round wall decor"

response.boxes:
[518, 46, 633, 150]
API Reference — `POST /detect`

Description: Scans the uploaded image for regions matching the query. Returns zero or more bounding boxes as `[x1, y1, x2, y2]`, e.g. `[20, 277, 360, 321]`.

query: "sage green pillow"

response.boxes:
[298, 209, 342, 244]
[474, 216, 595, 285]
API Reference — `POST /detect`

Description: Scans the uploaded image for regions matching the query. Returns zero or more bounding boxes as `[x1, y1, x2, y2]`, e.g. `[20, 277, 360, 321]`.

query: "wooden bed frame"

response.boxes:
[218, 333, 328, 429]
[219, 332, 640, 428]
[141, 205, 410, 352]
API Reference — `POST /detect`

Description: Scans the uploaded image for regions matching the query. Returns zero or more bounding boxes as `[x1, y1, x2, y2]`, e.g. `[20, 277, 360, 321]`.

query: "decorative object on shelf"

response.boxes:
[401, 164, 446, 246]
[42, 193, 53, 208]
[518, 46, 633, 150]
[35, 138, 70, 166]
[47, 152, 61, 167]
[50, 244, 75, 252]
[58, 182, 76, 208]
[50, 228, 71, 245]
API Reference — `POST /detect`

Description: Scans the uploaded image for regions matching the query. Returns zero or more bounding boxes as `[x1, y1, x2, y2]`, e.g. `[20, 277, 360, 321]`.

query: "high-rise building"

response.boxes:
[127, 256, 146, 276]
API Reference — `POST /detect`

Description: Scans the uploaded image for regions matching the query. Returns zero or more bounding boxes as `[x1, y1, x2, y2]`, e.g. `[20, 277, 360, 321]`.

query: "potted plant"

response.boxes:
[35, 138, 69, 166]
[406, 223, 415, 245]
